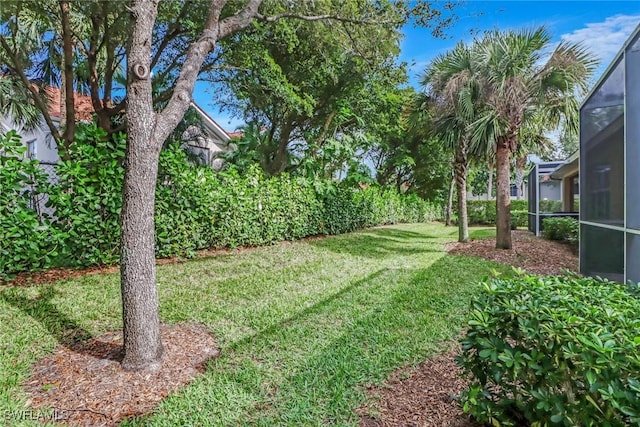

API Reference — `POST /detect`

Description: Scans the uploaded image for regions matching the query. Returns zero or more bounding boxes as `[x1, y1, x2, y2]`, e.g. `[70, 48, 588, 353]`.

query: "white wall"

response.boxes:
[0, 115, 60, 163]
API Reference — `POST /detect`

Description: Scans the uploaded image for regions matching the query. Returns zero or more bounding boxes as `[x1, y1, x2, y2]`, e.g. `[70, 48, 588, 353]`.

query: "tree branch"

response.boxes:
[217, 0, 263, 39]
[156, 0, 263, 141]
[255, 12, 398, 26]
[150, 1, 191, 69]
[59, 0, 76, 147]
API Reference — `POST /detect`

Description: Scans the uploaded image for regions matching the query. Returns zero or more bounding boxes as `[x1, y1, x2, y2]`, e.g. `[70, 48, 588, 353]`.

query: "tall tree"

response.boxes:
[470, 27, 597, 249]
[120, 0, 457, 370]
[414, 42, 481, 243]
[1, 0, 457, 370]
[213, 6, 407, 176]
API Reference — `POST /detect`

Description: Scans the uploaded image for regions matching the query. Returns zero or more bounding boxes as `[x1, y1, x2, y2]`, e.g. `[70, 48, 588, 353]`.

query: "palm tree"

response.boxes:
[0, 74, 43, 132]
[470, 27, 597, 249]
[414, 42, 482, 243]
[513, 114, 554, 199]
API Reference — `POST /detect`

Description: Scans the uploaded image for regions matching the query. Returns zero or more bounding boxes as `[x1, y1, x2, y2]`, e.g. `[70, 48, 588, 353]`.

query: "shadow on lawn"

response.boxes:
[0, 286, 118, 358]
[309, 228, 441, 259]
[228, 269, 390, 351]
[215, 255, 507, 424]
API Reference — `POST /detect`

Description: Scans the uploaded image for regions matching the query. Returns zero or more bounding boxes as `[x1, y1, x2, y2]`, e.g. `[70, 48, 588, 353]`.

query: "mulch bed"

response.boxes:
[24, 323, 220, 426]
[445, 230, 578, 276]
[357, 230, 579, 427]
[358, 346, 478, 427]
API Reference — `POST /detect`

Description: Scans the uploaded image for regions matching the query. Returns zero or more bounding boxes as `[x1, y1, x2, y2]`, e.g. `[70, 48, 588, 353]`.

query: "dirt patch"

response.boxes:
[24, 323, 219, 426]
[445, 230, 578, 276]
[358, 230, 578, 426]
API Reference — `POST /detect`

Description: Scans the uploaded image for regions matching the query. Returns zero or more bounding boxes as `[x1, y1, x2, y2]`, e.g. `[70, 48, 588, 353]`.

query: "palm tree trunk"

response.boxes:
[487, 162, 493, 200]
[445, 171, 454, 226]
[515, 156, 527, 199]
[495, 139, 512, 249]
[455, 145, 469, 242]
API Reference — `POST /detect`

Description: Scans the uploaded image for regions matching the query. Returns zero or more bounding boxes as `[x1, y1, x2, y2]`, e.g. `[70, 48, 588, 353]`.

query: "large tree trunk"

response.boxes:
[454, 144, 469, 242]
[495, 139, 512, 249]
[120, 127, 164, 371]
[445, 171, 454, 226]
[265, 122, 293, 176]
[119, 0, 262, 371]
[121, 0, 164, 371]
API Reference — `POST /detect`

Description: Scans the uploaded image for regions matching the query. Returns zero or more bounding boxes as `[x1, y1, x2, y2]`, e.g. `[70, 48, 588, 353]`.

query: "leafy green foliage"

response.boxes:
[2, 130, 439, 277]
[156, 146, 438, 252]
[0, 131, 61, 279]
[458, 274, 640, 426]
[49, 124, 125, 267]
[463, 200, 527, 225]
[542, 217, 579, 244]
[510, 210, 527, 230]
[539, 199, 563, 213]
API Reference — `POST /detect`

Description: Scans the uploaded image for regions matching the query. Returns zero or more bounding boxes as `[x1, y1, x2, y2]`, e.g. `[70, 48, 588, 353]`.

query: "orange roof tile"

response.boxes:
[44, 86, 94, 122]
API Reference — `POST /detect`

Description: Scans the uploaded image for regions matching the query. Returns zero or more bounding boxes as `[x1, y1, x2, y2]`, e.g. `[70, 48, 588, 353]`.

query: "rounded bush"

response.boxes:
[459, 274, 640, 426]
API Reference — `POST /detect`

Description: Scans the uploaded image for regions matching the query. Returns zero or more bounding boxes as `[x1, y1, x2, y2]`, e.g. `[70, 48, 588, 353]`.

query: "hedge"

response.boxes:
[458, 274, 640, 426]
[463, 200, 528, 226]
[1, 125, 440, 278]
[0, 131, 64, 276]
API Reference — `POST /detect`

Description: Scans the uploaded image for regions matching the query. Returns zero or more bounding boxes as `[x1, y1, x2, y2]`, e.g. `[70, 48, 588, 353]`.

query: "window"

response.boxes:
[26, 139, 37, 159]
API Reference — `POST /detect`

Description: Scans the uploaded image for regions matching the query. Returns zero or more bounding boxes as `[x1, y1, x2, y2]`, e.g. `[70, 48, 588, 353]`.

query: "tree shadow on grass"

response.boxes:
[309, 228, 442, 259]
[0, 286, 121, 360]
[206, 255, 510, 425]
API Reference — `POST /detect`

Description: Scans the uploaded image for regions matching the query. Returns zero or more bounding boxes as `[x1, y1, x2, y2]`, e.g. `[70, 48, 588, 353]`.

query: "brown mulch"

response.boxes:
[358, 346, 477, 427]
[358, 230, 579, 427]
[445, 230, 578, 276]
[24, 323, 220, 427]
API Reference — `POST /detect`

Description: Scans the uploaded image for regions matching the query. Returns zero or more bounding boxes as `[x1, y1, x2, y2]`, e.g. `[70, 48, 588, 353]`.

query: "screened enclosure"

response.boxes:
[580, 24, 640, 283]
[527, 161, 577, 236]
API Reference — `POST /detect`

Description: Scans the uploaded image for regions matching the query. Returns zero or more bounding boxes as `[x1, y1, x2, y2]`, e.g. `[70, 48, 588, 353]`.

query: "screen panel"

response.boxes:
[626, 33, 640, 230]
[580, 224, 624, 282]
[580, 59, 624, 226]
[627, 233, 640, 284]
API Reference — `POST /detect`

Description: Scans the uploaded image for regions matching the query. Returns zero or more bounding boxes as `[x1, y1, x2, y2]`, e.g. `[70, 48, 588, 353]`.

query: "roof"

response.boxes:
[189, 101, 231, 143]
[551, 151, 579, 180]
[535, 161, 566, 176]
[44, 86, 94, 122]
[580, 23, 640, 110]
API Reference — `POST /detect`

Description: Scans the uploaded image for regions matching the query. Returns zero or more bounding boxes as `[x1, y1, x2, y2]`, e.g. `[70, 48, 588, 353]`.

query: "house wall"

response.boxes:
[0, 116, 60, 163]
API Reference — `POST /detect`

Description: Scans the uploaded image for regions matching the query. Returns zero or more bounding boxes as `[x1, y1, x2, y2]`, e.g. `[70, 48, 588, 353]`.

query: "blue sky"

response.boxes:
[197, 1, 640, 132]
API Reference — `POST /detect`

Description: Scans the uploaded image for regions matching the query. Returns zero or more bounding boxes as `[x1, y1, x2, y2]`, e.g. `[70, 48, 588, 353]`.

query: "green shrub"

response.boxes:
[3, 130, 437, 275]
[49, 124, 125, 266]
[510, 210, 527, 230]
[458, 275, 640, 427]
[539, 199, 563, 212]
[466, 200, 527, 225]
[542, 217, 579, 244]
[0, 131, 62, 279]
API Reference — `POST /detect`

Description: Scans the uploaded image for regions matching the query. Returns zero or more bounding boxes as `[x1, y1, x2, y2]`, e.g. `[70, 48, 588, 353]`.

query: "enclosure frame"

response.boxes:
[579, 24, 640, 283]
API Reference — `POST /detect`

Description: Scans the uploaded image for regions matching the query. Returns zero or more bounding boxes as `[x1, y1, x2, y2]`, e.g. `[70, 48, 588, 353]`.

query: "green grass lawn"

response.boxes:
[0, 223, 506, 426]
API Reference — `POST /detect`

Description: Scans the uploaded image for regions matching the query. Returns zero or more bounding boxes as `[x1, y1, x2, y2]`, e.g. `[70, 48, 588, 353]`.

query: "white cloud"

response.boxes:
[560, 14, 640, 66]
